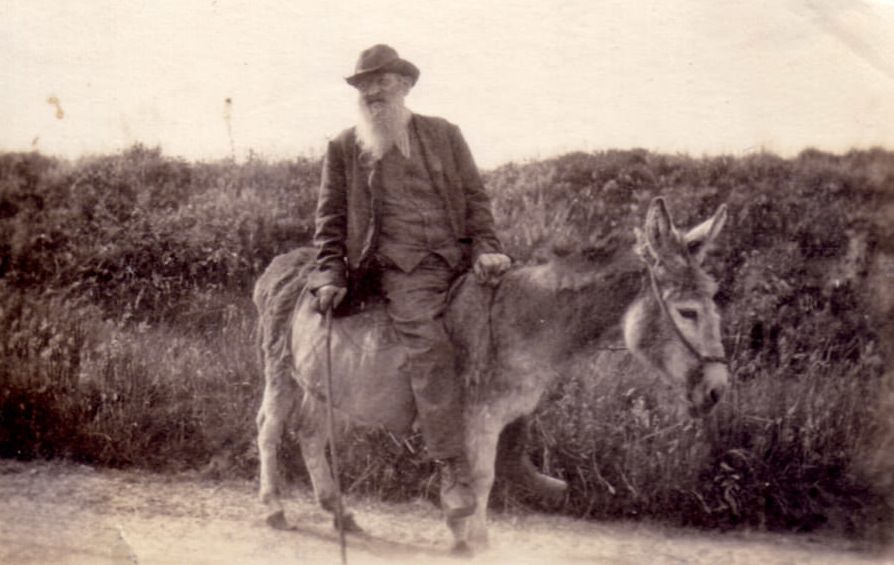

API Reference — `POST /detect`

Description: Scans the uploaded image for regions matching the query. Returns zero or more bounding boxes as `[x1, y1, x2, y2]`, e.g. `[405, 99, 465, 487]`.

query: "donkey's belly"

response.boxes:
[291, 294, 417, 432]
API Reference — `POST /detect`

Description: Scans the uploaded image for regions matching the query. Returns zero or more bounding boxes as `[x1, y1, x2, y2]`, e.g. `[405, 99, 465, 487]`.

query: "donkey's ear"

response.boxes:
[643, 197, 676, 259]
[684, 203, 728, 262]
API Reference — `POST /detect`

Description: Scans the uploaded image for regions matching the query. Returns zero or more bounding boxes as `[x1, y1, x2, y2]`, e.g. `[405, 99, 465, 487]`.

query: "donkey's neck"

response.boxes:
[496, 249, 646, 361]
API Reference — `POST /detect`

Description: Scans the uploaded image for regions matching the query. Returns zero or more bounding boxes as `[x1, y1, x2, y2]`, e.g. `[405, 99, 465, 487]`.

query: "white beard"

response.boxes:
[355, 99, 411, 161]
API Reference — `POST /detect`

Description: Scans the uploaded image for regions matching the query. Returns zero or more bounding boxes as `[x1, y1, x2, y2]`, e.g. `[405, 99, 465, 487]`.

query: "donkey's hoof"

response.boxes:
[265, 510, 292, 530]
[450, 540, 474, 558]
[333, 512, 364, 534]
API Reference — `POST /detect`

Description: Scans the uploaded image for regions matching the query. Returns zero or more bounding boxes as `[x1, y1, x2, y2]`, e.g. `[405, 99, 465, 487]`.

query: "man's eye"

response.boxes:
[678, 308, 698, 322]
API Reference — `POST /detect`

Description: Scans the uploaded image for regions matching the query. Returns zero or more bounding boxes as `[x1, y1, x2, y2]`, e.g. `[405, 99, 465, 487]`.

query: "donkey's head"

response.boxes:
[623, 198, 729, 417]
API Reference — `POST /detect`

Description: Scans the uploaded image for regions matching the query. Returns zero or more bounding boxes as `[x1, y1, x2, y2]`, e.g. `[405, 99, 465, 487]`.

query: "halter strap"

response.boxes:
[647, 264, 728, 366]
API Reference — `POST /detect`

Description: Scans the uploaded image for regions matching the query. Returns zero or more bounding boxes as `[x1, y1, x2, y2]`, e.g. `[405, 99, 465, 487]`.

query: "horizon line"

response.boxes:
[3, 142, 894, 172]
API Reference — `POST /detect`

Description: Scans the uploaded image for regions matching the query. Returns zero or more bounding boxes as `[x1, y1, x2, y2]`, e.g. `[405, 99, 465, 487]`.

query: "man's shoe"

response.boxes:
[439, 456, 477, 519]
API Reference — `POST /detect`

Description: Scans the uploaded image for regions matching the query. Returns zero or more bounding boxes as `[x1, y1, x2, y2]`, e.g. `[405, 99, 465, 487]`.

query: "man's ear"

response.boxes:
[399, 74, 413, 94]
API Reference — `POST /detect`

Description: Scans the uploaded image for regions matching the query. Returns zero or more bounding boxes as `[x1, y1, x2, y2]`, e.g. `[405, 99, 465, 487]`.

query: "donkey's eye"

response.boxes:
[678, 308, 699, 322]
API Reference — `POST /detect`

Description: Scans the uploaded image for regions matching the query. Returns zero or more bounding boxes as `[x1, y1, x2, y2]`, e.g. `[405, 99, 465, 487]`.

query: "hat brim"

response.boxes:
[345, 59, 420, 87]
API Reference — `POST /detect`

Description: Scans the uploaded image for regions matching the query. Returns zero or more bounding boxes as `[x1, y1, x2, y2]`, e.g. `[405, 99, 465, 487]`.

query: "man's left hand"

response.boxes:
[473, 253, 511, 286]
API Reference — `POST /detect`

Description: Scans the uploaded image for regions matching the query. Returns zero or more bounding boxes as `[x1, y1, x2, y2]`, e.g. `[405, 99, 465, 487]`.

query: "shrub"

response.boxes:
[1, 144, 892, 541]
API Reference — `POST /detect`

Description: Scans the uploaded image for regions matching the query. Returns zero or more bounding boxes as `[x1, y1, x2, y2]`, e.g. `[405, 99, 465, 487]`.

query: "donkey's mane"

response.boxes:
[513, 239, 643, 294]
[483, 241, 646, 364]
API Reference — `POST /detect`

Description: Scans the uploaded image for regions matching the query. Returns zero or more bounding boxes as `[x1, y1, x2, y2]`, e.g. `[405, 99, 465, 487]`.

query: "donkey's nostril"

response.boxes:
[709, 388, 720, 405]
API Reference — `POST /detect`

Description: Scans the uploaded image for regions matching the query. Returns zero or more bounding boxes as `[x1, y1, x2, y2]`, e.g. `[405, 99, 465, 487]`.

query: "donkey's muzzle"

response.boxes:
[688, 362, 729, 417]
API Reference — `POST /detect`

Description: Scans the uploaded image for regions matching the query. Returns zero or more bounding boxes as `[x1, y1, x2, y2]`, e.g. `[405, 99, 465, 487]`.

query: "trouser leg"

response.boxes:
[380, 255, 464, 460]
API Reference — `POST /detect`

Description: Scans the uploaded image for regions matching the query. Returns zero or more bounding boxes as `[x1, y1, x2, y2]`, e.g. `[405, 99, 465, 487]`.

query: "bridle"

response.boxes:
[646, 262, 728, 367]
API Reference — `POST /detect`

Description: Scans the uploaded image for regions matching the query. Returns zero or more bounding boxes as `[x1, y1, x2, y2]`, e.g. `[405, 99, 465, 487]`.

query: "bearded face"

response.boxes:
[354, 72, 412, 160]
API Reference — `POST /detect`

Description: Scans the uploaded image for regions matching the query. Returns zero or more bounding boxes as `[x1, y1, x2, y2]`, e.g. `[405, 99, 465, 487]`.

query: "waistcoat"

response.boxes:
[375, 127, 462, 273]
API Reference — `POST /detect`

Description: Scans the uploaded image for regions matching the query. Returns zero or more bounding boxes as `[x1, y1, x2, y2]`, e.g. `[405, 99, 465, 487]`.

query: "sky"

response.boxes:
[3, 0, 894, 168]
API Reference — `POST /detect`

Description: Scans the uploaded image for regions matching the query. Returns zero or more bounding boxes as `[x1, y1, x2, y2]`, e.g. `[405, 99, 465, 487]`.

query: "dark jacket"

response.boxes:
[307, 113, 503, 291]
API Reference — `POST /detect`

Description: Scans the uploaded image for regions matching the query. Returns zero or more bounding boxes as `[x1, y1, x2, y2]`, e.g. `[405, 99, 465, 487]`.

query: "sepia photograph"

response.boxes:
[2, 1, 894, 563]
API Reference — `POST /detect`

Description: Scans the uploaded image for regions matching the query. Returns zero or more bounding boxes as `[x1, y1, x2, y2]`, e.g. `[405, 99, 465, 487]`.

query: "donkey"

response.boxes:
[254, 197, 729, 554]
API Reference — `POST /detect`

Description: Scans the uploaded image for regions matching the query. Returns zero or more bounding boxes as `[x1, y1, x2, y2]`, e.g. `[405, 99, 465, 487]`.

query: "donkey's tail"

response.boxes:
[252, 247, 317, 385]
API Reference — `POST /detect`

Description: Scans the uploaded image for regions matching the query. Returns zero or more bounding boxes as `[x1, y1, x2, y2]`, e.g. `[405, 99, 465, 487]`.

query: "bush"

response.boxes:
[0, 146, 318, 322]
[1, 144, 892, 542]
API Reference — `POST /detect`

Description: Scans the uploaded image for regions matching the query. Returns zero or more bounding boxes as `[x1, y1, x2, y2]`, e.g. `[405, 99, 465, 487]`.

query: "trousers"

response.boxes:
[377, 253, 464, 460]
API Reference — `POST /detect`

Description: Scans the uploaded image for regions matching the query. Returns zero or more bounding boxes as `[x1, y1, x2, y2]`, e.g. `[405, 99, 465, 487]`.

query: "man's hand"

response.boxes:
[473, 253, 511, 286]
[315, 284, 347, 313]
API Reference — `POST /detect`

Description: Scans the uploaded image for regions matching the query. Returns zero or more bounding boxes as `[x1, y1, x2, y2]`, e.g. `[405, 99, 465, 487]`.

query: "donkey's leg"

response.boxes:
[448, 407, 503, 554]
[496, 416, 567, 503]
[296, 397, 362, 533]
[257, 375, 298, 529]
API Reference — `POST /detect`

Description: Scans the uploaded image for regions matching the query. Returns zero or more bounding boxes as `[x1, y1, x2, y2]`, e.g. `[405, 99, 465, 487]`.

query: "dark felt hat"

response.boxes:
[345, 44, 420, 87]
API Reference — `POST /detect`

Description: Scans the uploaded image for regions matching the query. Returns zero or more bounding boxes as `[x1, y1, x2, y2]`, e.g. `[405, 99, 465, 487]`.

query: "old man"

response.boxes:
[307, 44, 511, 519]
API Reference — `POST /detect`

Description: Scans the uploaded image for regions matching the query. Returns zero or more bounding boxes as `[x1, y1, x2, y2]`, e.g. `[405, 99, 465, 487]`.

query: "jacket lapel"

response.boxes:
[351, 131, 375, 196]
[411, 114, 464, 238]
[412, 115, 449, 199]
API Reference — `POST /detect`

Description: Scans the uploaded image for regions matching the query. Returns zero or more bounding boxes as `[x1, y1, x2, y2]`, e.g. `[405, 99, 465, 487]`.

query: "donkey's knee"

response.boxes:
[257, 380, 298, 434]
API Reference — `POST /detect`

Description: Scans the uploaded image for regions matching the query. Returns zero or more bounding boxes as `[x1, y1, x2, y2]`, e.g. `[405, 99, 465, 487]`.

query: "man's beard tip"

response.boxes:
[356, 100, 410, 160]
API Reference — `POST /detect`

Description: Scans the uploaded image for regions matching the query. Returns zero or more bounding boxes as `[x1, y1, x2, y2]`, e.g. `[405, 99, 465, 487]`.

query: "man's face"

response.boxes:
[355, 72, 410, 113]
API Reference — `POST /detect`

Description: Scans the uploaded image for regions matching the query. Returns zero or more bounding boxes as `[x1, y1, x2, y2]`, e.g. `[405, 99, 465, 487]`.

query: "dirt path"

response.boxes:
[0, 459, 887, 565]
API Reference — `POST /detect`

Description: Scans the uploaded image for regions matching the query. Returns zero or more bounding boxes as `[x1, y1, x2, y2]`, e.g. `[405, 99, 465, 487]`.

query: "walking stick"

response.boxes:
[324, 307, 348, 565]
